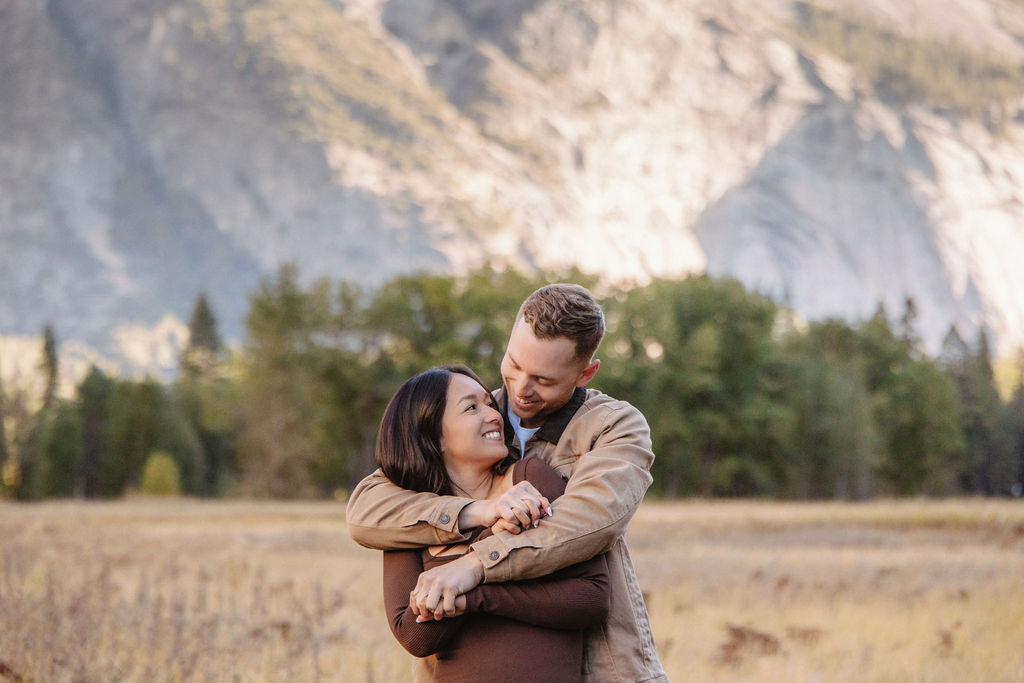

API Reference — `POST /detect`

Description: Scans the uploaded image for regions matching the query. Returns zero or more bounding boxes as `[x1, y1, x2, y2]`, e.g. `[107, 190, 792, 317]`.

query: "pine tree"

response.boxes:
[969, 329, 1015, 494]
[1006, 356, 1024, 497]
[0, 351, 9, 487]
[19, 326, 61, 499]
[77, 365, 114, 498]
[180, 293, 223, 379]
[40, 324, 58, 410]
[897, 296, 922, 357]
[176, 292, 233, 495]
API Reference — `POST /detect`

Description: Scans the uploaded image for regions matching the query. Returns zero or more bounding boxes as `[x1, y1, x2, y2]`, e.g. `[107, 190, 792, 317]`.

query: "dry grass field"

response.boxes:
[1, 498, 1023, 682]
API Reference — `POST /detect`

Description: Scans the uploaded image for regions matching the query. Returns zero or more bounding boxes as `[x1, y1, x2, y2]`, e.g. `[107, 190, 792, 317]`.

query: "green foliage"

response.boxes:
[140, 451, 182, 497]
[177, 292, 236, 496]
[233, 264, 556, 497]
[99, 377, 204, 498]
[940, 327, 1018, 494]
[795, 3, 1024, 124]
[77, 365, 114, 498]
[0, 363, 9, 494]
[600, 276, 792, 497]
[779, 321, 880, 499]
[40, 324, 58, 410]
[1005, 377, 1024, 495]
[14, 265, 1024, 501]
[34, 401, 82, 498]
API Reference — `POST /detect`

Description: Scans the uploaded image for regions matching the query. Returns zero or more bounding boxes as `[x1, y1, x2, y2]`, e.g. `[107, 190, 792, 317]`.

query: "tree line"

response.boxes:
[2, 265, 1023, 501]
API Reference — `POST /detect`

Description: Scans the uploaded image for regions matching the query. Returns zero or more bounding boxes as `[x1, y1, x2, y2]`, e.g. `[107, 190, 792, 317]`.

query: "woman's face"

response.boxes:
[439, 373, 507, 469]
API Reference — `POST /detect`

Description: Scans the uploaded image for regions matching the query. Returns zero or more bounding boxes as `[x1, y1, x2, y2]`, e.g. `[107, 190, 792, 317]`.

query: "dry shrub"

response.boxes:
[718, 624, 781, 665]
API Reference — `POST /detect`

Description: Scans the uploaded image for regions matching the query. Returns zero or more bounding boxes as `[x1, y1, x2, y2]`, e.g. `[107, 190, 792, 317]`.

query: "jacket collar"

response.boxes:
[495, 386, 588, 446]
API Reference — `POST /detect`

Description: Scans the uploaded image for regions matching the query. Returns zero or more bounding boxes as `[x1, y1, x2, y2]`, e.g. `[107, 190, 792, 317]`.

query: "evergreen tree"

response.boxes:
[781, 321, 879, 499]
[939, 326, 1013, 494]
[19, 326, 61, 499]
[177, 292, 234, 495]
[600, 276, 790, 497]
[938, 325, 975, 490]
[237, 265, 333, 497]
[1006, 360, 1024, 496]
[99, 378, 204, 496]
[181, 293, 223, 379]
[40, 324, 58, 410]
[0, 353, 10, 494]
[863, 311, 963, 495]
[0, 352, 8, 465]
[897, 296, 923, 357]
[77, 365, 114, 498]
[38, 400, 82, 497]
[968, 329, 1015, 494]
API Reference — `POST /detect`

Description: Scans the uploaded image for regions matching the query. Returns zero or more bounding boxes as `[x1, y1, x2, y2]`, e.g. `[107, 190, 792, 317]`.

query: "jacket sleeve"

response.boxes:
[471, 400, 654, 582]
[347, 468, 476, 550]
[463, 552, 610, 629]
[382, 549, 467, 657]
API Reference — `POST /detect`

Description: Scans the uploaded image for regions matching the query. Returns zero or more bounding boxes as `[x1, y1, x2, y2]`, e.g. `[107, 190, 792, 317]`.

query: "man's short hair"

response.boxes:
[517, 284, 605, 362]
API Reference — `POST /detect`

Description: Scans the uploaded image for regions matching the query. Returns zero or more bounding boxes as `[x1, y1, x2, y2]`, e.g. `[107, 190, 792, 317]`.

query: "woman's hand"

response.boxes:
[415, 594, 467, 622]
[410, 553, 484, 621]
[459, 481, 551, 534]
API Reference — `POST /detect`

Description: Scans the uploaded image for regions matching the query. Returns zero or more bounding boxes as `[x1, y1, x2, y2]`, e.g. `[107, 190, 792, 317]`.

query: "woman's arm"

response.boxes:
[382, 549, 467, 657]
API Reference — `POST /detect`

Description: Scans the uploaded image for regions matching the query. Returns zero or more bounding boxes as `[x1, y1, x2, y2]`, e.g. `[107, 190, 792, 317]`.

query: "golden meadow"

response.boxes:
[2, 498, 1022, 682]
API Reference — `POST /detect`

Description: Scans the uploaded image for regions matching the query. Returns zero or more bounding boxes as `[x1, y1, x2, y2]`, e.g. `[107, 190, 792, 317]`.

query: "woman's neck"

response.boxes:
[448, 464, 503, 500]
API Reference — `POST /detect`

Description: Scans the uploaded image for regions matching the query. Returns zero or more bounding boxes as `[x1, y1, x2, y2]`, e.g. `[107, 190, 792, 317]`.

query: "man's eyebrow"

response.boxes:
[507, 352, 555, 382]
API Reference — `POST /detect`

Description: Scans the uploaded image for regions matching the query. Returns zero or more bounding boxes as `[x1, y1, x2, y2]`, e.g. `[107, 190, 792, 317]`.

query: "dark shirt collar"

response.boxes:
[497, 386, 588, 446]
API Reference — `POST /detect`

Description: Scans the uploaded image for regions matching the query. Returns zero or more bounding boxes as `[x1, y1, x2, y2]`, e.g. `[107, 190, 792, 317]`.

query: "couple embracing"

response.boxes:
[347, 284, 667, 682]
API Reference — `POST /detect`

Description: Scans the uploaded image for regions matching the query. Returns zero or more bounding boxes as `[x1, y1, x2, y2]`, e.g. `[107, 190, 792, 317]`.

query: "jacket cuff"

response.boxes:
[470, 532, 540, 582]
[429, 499, 474, 539]
[471, 536, 511, 582]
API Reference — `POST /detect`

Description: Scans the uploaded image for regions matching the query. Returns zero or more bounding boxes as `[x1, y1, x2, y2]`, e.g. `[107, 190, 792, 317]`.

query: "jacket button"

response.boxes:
[489, 551, 499, 561]
[440, 513, 450, 524]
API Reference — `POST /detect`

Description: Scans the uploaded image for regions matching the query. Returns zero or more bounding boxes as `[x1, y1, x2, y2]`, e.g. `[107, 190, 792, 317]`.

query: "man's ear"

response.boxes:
[576, 358, 600, 387]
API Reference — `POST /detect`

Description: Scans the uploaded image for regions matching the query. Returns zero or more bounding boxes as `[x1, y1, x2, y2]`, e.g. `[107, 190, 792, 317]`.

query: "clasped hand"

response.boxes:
[410, 553, 483, 622]
[459, 480, 552, 535]
[412, 482, 553, 621]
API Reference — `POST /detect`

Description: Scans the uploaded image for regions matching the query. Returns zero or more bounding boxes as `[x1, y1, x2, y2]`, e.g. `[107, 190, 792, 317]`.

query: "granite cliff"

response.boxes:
[2, 0, 1024, 375]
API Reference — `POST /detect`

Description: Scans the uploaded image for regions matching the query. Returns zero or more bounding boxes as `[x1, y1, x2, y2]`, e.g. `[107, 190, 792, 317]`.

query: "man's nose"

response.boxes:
[513, 377, 533, 397]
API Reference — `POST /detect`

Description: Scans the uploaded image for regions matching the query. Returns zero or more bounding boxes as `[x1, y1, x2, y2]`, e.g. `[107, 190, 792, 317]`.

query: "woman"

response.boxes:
[376, 365, 610, 681]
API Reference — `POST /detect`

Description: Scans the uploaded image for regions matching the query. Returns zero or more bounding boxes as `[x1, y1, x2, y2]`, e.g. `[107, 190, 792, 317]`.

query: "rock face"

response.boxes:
[2, 0, 1024, 372]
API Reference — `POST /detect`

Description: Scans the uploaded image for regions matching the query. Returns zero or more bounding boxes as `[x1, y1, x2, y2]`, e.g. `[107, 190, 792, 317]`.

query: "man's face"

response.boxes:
[500, 317, 599, 428]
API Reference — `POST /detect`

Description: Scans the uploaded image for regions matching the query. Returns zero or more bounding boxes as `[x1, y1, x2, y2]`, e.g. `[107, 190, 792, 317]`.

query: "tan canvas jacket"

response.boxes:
[347, 387, 667, 682]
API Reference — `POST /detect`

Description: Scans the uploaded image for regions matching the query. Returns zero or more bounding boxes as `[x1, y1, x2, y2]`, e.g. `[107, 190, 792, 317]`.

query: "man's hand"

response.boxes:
[457, 481, 551, 534]
[410, 553, 484, 621]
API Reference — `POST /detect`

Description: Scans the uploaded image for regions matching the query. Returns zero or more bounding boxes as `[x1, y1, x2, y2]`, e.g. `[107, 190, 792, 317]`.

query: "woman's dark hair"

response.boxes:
[375, 365, 515, 495]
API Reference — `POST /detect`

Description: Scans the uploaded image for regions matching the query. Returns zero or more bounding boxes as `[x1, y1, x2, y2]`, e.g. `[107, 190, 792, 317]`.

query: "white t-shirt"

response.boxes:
[507, 409, 540, 457]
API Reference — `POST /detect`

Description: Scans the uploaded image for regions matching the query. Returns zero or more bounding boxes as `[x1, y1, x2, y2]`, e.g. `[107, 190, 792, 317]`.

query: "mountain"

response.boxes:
[3, 0, 1024, 377]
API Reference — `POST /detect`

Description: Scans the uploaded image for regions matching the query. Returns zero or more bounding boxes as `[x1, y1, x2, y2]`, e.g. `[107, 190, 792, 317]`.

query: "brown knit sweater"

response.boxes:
[382, 457, 611, 681]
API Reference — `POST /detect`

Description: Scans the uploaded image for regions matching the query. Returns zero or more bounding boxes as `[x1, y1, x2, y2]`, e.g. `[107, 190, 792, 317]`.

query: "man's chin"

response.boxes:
[511, 404, 541, 424]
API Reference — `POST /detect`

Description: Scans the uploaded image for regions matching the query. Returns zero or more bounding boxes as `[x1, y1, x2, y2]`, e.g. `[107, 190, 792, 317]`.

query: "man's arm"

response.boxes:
[463, 552, 610, 629]
[347, 469, 549, 550]
[471, 399, 654, 582]
[347, 469, 475, 550]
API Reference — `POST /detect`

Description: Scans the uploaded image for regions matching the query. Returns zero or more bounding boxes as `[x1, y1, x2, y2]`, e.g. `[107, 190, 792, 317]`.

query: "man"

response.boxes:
[347, 284, 667, 682]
